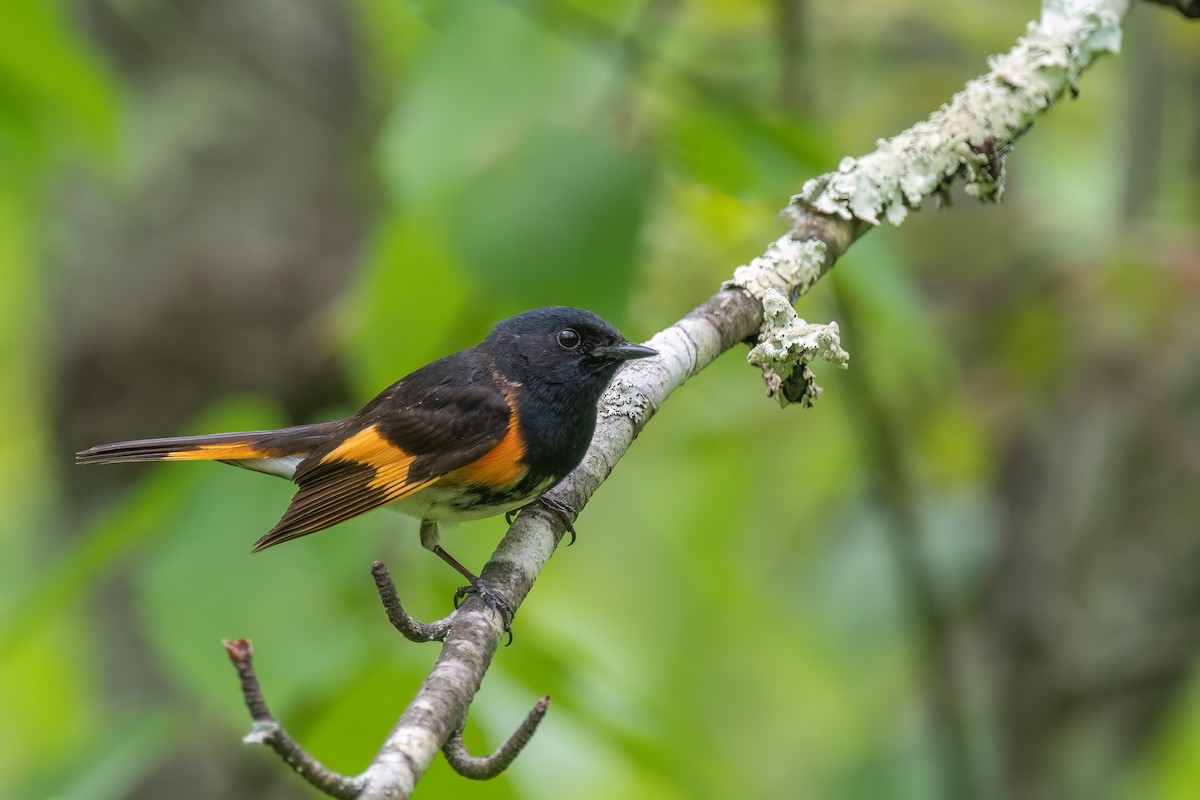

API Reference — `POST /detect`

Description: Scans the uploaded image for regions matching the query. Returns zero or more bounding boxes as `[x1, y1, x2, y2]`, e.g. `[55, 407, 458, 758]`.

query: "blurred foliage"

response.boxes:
[2, 1, 1200, 799]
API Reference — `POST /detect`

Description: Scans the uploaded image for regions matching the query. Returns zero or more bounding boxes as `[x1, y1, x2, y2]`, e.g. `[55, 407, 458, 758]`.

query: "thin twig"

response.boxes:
[442, 696, 552, 780]
[371, 561, 454, 643]
[222, 639, 365, 799]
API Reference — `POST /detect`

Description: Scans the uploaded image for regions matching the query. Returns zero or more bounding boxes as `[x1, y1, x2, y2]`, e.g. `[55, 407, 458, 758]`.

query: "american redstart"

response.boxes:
[77, 307, 656, 617]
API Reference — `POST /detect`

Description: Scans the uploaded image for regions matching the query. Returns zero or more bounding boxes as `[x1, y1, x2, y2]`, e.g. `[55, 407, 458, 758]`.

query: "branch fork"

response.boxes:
[224, 567, 551, 798]
[442, 696, 552, 779]
[223, 638, 366, 799]
[371, 561, 453, 643]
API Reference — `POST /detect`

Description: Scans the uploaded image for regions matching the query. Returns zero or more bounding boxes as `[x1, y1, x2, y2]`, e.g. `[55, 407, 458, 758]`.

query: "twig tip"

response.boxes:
[223, 637, 253, 662]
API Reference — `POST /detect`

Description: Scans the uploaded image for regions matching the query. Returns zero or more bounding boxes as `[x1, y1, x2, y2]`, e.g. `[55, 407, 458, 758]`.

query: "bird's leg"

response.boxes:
[421, 519, 477, 581]
[504, 496, 578, 545]
[420, 519, 514, 636]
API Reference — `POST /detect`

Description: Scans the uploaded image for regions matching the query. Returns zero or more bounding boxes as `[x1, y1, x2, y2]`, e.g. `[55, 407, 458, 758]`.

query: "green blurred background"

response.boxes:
[3, 1, 1199, 798]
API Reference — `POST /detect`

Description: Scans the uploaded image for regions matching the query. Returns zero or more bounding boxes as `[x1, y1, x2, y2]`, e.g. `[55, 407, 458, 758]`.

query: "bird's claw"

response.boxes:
[454, 579, 515, 645]
[505, 497, 577, 545]
[538, 496, 577, 545]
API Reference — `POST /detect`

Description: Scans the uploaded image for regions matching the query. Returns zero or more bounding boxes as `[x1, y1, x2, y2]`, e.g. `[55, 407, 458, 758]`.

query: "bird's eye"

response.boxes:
[557, 328, 581, 349]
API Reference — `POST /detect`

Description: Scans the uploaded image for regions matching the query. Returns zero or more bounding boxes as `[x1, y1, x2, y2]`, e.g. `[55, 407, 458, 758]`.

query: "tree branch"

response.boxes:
[442, 696, 552, 780]
[371, 561, 452, 643]
[224, 1, 1151, 796]
[223, 639, 365, 799]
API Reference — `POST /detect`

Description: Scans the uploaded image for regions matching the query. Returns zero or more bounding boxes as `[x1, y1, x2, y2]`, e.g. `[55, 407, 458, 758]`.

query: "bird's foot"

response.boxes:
[454, 579, 515, 644]
[505, 496, 578, 545]
[538, 496, 577, 544]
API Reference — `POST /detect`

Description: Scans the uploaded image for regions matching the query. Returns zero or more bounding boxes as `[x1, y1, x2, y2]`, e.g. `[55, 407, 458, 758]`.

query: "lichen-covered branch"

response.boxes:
[225, 2, 1148, 797]
[747, 289, 850, 408]
[795, 0, 1127, 226]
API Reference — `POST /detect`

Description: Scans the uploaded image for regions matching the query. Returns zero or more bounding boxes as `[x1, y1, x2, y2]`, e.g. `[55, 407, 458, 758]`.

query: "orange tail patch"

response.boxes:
[164, 442, 271, 461]
[77, 422, 342, 467]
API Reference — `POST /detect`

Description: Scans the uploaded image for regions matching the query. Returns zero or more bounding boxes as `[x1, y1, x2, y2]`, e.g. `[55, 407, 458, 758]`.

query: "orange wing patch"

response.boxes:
[448, 402, 527, 489]
[252, 424, 437, 552]
[319, 425, 406, 468]
[315, 424, 426, 497]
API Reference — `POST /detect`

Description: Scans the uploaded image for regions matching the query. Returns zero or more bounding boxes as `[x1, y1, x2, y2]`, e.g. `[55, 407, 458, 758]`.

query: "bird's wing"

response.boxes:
[252, 367, 514, 551]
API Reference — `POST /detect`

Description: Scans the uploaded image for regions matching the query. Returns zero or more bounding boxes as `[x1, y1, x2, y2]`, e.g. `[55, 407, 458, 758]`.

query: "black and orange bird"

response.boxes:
[77, 307, 656, 616]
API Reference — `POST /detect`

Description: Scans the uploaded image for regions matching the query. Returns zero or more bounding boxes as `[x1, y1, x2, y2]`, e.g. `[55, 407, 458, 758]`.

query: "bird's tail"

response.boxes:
[75, 422, 341, 466]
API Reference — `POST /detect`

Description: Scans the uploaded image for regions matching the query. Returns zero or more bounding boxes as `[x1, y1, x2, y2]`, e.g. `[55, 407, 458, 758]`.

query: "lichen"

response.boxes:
[724, 235, 827, 304]
[747, 290, 850, 409]
[599, 373, 654, 426]
[243, 720, 279, 745]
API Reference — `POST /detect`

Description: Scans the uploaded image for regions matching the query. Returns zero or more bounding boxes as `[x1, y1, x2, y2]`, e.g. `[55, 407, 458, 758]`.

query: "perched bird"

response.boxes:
[77, 307, 656, 618]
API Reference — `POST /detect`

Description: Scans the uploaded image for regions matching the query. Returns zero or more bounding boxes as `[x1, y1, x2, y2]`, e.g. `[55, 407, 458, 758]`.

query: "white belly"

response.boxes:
[387, 477, 556, 523]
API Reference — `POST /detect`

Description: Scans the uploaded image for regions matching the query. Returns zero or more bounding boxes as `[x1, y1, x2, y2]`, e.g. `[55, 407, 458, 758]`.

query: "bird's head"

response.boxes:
[486, 307, 657, 392]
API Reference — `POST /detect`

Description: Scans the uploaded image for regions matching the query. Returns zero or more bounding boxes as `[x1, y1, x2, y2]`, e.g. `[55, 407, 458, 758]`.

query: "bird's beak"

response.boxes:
[599, 342, 658, 362]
